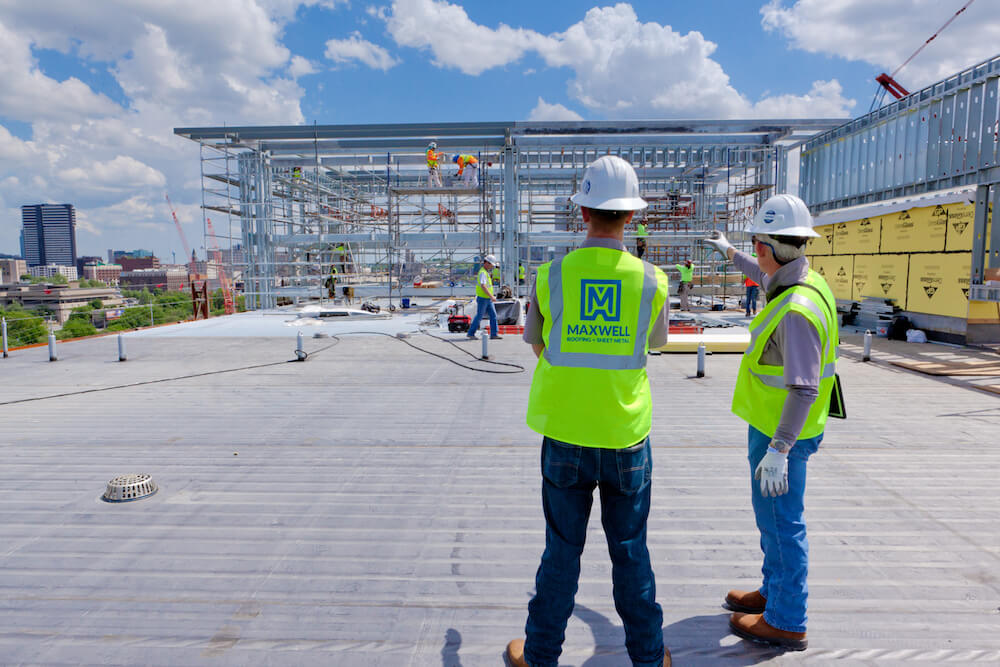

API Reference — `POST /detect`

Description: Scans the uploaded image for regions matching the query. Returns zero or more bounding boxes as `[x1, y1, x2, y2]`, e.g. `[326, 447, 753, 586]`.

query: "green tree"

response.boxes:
[88, 298, 103, 310]
[50, 273, 68, 285]
[0, 305, 48, 346]
[56, 308, 97, 340]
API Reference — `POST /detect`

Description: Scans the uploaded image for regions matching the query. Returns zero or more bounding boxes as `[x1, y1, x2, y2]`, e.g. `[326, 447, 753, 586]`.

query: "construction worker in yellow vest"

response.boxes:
[466, 255, 501, 340]
[703, 194, 839, 652]
[452, 154, 479, 187]
[674, 259, 694, 310]
[635, 220, 648, 259]
[507, 155, 671, 667]
[491, 264, 501, 287]
[324, 265, 338, 299]
[426, 142, 444, 187]
[518, 263, 526, 285]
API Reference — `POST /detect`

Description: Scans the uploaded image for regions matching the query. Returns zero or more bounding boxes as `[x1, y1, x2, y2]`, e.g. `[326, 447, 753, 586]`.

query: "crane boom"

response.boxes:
[165, 194, 195, 276]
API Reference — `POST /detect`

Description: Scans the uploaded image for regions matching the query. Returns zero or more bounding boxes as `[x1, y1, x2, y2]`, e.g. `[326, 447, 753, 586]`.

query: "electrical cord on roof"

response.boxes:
[0, 344, 337, 407]
[0, 329, 523, 406]
[334, 330, 525, 374]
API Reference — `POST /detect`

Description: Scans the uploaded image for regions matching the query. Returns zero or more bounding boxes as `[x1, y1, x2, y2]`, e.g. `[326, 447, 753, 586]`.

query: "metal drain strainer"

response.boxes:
[102, 473, 158, 503]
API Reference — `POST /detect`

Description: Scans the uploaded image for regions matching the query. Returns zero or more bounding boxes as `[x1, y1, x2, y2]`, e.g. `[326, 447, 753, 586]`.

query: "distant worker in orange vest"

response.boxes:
[426, 142, 444, 187]
[453, 154, 479, 187]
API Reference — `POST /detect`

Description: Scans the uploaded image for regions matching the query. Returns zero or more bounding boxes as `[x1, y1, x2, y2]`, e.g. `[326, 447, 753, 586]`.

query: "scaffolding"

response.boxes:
[176, 120, 843, 309]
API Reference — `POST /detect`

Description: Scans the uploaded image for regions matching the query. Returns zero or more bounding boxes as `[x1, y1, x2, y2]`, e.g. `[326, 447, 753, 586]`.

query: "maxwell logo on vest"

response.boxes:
[580, 280, 622, 322]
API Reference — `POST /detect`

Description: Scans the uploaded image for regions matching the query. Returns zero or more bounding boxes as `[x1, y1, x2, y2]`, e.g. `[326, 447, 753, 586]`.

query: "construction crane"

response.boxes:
[165, 193, 196, 279]
[871, 0, 976, 111]
[205, 217, 236, 315]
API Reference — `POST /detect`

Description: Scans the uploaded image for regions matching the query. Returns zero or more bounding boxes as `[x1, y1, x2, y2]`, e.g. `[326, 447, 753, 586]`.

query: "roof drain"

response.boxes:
[102, 473, 158, 503]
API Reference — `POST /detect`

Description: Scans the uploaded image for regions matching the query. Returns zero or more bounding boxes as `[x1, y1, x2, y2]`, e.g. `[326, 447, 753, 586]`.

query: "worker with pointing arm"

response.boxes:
[507, 155, 672, 667]
[703, 194, 839, 651]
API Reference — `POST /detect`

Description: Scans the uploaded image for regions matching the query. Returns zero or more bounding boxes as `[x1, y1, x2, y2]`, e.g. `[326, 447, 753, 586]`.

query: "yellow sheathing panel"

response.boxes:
[944, 201, 992, 252]
[808, 224, 835, 255]
[811, 255, 854, 300]
[852, 254, 909, 308]
[968, 300, 1000, 325]
[906, 253, 971, 318]
[654, 332, 750, 353]
[943, 202, 975, 251]
[881, 206, 947, 253]
[833, 217, 882, 254]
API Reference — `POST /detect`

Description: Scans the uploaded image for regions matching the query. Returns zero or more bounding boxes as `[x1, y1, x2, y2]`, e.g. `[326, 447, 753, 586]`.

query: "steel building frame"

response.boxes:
[176, 119, 841, 309]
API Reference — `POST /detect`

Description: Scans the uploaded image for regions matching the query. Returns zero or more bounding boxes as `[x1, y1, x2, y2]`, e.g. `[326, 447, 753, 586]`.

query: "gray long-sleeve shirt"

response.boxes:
[523, 237, 670, 348]
[732, 252, 823, 447]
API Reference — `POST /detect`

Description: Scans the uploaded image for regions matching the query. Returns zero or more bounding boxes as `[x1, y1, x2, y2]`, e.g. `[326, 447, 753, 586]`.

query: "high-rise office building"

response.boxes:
[21, 204, 77, 268]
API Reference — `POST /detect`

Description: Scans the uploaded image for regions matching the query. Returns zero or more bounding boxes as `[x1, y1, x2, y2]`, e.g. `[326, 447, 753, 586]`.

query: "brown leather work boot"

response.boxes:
[729, 612, 807, 651]
[725, 588, 766, 613]
[506, 639, 672, 666]
[505, 639, 528, 667]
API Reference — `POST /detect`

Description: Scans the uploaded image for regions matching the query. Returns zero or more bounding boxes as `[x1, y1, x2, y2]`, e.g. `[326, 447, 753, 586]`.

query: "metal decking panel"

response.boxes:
[0, 331, 998, 665]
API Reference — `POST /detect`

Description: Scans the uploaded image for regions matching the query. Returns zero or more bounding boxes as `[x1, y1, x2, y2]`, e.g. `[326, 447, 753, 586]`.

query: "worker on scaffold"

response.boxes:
[426, 142, 444, 188]
[453, 154, 479, 188]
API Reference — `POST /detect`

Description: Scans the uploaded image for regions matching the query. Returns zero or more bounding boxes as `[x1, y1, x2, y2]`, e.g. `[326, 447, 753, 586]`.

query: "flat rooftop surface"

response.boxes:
[1, 315, 998, 665]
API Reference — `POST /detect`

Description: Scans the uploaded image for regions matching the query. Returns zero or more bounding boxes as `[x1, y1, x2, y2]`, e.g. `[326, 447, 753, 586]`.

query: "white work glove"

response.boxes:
[755, 446, 789, 497]
[703, 231, 734, 258]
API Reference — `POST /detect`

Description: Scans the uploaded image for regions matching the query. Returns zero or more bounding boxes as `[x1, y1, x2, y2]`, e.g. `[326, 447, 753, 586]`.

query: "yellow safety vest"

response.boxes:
[491, 267, 501, 283]
[731, 269, 838, 439]
[527, 247, 670, 448]
[636, 223, 648, 238]
[518, 265, 526, 279]
[475, 267, 491, 298]
[676, 264, 693, 282]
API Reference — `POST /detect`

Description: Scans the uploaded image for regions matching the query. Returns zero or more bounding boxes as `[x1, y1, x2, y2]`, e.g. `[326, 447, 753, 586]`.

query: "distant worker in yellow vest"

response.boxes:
[518, 263, 526, 285]
[466, 255, 502, 340]
[324, 265, 338, 299]
[703, 194, 839, 652]
[674, 259, 693, 310]
[491, 264, 501, 287]
[426, 142, 444, 187]
[452, 154, 479, 187]
[507, 155, 671, 667]
[635, 219, 648, 259]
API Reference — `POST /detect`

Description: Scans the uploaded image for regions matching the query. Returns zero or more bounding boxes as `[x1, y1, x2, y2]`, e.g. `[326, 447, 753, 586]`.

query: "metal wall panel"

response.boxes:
[966, 82, 985, 174]
[800, 55, 1000, 212]
[980, 77, 998, 169]
[951, 88, 970, 175]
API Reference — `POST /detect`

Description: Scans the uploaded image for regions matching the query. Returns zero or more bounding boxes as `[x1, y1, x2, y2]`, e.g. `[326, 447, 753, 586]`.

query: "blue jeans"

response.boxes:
[467, 295, 497, 337]
[525, 437, 664, 667]
[745, 285, 759, 316]
[748, 425, 822, 633]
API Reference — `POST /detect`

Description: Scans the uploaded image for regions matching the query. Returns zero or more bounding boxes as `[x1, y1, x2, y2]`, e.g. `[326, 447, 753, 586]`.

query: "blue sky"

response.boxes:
[1, 0, 997, 260]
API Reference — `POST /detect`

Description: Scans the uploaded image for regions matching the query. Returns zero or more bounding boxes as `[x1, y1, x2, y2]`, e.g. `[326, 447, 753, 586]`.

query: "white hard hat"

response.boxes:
[484, 254, 498, 265]
[747, 194, 820, 238]
[570, 156, 647, 211]
[428, 141, 437, 149]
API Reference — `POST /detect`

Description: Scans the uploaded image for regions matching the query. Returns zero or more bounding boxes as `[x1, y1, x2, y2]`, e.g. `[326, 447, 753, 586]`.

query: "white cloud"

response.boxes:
[749, 79, 855, 118]
[0, 21, 122, 123]
[383, 1, 855, 119]
[761, 0, 1000, 89]
[325, 31, 400, 70]
[289, 55, 319, 78]
[60, 156, 167, 192]
[528, 97, 583, 122]
[386, 0, 547, 75]
[0, 1, 313, 257]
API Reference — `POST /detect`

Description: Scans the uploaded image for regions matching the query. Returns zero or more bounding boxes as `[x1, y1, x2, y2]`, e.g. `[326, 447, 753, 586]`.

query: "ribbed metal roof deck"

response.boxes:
[1, 319, 998, 665]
